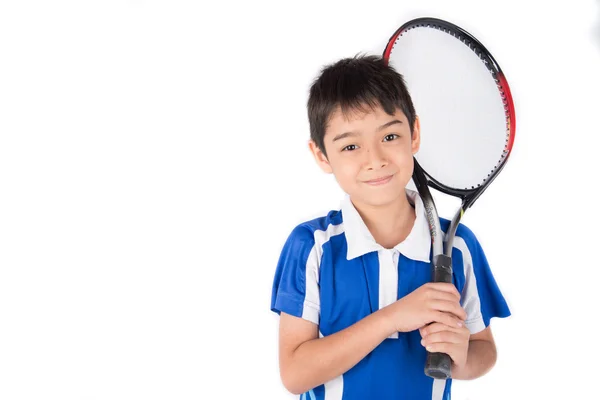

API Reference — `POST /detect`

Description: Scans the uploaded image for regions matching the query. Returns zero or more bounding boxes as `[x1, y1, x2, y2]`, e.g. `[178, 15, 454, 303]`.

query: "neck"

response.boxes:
[352, 193, 416, 249]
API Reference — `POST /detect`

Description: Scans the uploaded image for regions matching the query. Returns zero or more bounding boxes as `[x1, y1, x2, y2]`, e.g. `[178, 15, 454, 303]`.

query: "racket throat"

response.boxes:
[444, 205, 465, 257]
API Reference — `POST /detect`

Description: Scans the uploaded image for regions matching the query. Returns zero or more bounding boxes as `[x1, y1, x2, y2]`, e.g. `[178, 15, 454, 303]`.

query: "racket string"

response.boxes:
[397, 25, 513, 150]
[388, 19, 515, 191]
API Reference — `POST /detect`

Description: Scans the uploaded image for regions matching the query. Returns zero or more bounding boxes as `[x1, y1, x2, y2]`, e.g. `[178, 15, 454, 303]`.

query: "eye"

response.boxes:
[384, 134, 400, 142]
[342, 144, 358, 151]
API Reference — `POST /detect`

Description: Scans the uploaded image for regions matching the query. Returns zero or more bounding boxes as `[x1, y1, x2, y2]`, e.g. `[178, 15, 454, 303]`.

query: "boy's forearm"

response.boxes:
[451, 339, 497, 380]
[284, 308, 396, 395]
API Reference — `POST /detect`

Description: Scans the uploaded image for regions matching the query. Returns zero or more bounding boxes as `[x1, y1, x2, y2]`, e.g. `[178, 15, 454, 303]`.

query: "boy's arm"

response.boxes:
[452, 326, 497, 380]
[279, 282, 467, 395]
[278, 309, 396, 395]
[419, 323, 497, 380]
[430, 225, 509, 380]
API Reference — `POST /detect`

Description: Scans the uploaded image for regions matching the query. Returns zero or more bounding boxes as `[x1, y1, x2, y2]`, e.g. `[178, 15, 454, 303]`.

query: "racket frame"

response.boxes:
[383, 16, 516, 380]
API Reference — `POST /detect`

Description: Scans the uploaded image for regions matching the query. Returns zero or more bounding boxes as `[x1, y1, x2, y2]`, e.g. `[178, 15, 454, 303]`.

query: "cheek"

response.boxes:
[400, 156, 414, 171]
[393, 148, 415, 167]
[339, 160, 361, 175]
[330, 155, 361, 182]
[340, 157, 361, 177]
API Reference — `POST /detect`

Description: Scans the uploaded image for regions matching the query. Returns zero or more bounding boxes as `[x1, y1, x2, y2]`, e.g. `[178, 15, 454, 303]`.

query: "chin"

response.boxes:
[353, 185, 407, 207]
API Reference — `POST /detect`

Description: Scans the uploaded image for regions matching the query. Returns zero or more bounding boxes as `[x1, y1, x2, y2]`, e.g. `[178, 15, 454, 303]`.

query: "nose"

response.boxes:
[364, 146, 388, 170]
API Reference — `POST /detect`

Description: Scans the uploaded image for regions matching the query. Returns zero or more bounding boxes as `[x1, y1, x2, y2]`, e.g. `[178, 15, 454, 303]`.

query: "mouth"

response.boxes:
[363, 174, 394, 186]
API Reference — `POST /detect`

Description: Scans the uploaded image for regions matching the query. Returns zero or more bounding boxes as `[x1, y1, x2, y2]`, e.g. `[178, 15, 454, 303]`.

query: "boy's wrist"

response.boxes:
[451, 359, 468, 379]
[377, 303, 401, 337]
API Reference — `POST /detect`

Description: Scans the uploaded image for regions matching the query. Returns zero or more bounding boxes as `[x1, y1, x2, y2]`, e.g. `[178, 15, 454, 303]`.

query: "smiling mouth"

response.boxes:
[364, 175, 394, 186]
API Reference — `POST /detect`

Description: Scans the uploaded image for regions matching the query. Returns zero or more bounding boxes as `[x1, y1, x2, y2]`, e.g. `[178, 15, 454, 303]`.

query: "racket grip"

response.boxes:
[425, 352, 452, 379]
[425, 254, 453, 379]
[432, 254, 452, 283]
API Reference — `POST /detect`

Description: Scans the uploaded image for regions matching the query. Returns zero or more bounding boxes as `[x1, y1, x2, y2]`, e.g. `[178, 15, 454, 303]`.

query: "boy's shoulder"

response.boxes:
[285, 208, 344, 244]
[284, 199, 484, 257]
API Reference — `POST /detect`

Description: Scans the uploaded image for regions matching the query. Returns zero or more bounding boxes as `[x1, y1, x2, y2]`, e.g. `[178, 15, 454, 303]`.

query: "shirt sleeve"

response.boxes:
[270, 224, 320, 325]
[455, 224, 511, 334]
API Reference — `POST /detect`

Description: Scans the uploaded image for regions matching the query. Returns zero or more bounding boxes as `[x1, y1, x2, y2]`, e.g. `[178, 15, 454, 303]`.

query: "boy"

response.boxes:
[270, 54, 510, 400]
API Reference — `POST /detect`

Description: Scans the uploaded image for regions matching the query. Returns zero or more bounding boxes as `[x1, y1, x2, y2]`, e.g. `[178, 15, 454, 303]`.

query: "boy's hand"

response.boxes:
[419, 322, 471, 369]
[384, 282, 467, 333]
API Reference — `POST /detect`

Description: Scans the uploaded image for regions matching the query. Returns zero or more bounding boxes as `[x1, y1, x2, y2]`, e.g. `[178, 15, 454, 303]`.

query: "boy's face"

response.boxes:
[309, 105, 420, 208]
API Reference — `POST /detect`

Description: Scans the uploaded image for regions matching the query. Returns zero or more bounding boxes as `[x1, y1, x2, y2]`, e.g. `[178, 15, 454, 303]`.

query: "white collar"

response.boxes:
[341, 188, 431, 263]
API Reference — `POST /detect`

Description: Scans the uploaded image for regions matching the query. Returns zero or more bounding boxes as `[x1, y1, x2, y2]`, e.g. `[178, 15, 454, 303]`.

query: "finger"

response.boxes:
[421, 330, 464, 346]
[424, 342, 455, 358]
[425, 282, 461, 301]
[421, 322, 461, 337]
[431, 311, 465, 329]
[420, 323, 445, 338]
[426, 289, 462, 304]
[429, 300, 468, 321]
[422, 320, 471, 336]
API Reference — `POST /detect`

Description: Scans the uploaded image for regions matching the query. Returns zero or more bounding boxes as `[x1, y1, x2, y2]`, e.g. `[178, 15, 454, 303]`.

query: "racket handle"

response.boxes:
[425, 352, 452, 380]
[432, 254, 452, 284]
[425, 254, 453, 379]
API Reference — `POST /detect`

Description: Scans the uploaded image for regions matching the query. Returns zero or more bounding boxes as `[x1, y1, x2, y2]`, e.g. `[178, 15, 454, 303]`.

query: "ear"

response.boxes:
[411, 115, 421, 155]
[308, 140, 333, 174]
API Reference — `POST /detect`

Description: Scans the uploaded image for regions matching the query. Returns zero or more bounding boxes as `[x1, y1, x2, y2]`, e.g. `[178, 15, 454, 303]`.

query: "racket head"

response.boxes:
[383, 17, 516, 209]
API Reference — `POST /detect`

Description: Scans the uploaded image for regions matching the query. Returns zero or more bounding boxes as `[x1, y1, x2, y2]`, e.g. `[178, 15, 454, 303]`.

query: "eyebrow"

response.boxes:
[332, 119, 404, 142]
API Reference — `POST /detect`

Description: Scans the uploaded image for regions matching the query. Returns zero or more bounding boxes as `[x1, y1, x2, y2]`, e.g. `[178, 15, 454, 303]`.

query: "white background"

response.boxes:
[1, 0, 599, 399]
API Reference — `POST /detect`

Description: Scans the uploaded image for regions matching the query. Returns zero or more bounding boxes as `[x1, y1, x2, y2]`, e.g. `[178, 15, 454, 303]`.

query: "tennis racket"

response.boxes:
[382, 17, 516, 379]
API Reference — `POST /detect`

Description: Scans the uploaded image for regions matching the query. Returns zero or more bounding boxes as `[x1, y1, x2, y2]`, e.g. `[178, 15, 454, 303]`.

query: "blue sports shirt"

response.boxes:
[271, 188, 511, 400]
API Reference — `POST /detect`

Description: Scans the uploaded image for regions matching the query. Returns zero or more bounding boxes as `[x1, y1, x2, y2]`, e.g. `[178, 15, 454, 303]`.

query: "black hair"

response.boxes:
[307, 54, 416, 158]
